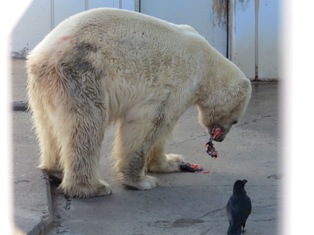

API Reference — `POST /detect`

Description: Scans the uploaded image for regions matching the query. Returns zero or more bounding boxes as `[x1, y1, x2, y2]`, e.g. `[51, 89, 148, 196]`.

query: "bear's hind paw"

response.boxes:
[60, 179, 112, 198]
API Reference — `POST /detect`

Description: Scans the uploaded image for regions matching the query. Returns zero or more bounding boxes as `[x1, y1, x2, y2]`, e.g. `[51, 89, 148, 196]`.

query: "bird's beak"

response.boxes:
[243, 179, 248, 184]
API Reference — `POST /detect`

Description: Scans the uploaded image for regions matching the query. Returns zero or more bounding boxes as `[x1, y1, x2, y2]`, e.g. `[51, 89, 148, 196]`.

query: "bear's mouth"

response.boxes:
[210, 125, 224, 142]
[205, 126, 224, 158]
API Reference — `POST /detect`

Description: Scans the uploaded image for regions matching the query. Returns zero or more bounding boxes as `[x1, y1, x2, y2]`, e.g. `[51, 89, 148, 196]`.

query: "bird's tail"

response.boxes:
[227, 225, 242, 235]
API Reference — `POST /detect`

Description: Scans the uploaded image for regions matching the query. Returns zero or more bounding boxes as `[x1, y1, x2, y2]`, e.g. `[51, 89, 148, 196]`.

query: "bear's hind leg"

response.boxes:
[57, 112, 112, 198]
[28, 93, 61, 173]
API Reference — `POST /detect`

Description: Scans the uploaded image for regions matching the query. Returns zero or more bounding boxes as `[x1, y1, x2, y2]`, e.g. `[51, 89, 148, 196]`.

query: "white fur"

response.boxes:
[27, 8, 251, 198]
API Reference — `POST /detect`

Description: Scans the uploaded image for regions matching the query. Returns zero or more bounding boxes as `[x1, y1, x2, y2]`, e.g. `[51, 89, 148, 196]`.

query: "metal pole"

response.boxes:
[135, 0, 140, 12]
[50, 0, 54, 30]
[255, 0, 260, 80]
[85, 0, 89, 10]
[227, 0, 235, 61]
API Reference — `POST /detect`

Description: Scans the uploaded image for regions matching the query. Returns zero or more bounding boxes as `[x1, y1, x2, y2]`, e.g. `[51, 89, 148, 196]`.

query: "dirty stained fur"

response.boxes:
[27, 8, 251, 198]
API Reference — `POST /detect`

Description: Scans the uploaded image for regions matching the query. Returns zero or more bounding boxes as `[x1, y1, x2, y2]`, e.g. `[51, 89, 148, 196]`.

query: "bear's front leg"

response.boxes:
[146, 140, 184, 173]
[112, 111, 172, 190]
[116, 150, 158, 190]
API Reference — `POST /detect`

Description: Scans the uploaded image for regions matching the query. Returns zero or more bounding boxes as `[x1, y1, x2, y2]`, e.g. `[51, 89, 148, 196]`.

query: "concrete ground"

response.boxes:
[12, 59, 53, 235]
[12, 58, 280, 235]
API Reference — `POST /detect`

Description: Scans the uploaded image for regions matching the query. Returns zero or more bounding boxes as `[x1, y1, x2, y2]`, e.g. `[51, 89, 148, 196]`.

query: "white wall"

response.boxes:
[232, 0, 256, 78]
[140, 0, 228, 56]
[231, 0, 280, 80]
[53, 0, 137, 26]
[11, 0, 51, 58]
[11, 0, 137, 58]
[258, 0, 280, 79]
[11, 0, 280, 80]
[142, 0, 280, 80]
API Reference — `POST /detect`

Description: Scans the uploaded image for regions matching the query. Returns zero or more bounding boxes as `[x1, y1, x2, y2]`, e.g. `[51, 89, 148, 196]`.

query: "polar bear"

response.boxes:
[27, 8, 251, 198]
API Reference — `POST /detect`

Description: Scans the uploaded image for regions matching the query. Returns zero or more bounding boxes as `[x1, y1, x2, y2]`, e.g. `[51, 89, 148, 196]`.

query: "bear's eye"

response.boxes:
[232, 120, 238, 125]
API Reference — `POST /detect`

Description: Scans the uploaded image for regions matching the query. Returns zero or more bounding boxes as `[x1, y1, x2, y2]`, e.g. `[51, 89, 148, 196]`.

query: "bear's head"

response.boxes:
[197, 77, 252, 142]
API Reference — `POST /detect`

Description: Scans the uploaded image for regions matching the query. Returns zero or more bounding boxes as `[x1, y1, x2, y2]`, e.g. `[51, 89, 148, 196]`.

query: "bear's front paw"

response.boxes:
[123, 175, 158, 190]
[60, 179, 112, 198]
[97, 179, 113, 196]
[148, 154, 184, 173]
[164, 154, 184, 172]
[138, 175, 158, 190]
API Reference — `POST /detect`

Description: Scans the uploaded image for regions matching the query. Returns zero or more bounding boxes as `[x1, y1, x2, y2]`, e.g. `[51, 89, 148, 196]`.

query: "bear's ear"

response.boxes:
[242, 79, 251, 91]
[233, 78, 252, 100]
[226, 78, 252, 114]
[242, 79, 252, 98]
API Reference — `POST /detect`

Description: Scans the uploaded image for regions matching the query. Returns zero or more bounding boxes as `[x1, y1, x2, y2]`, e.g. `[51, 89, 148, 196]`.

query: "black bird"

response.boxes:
[226, 179, 252, 235]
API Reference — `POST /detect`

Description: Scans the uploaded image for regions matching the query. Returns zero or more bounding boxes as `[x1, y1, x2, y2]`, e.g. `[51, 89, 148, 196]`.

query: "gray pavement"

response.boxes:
[12, 59, 53, 235]
[12, 58, 280, 235]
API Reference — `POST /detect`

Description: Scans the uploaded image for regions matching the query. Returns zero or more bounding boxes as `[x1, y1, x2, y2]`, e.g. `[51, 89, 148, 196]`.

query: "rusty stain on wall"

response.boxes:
[238, 0, 251, 11]
[212, 0, 227, 27]
[212, 0, 253, 28]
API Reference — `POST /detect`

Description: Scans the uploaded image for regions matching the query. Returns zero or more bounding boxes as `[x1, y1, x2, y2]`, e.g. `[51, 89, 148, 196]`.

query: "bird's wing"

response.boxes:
[248, 196, 252, 214]
[227, 196, 251, 227]
[226, 200, 233, 222]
